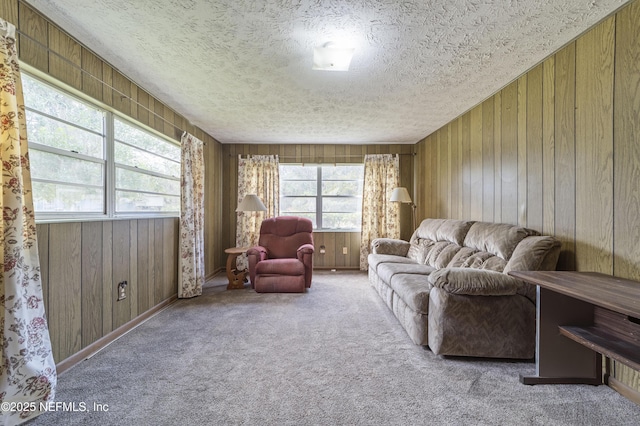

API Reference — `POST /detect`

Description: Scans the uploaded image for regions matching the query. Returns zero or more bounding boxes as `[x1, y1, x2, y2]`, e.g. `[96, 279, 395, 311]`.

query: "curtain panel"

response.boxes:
[178, 132, 205, 298]
[0, 19, 57, 425]
[359, 154, 400, 270]
[235, 155, 279, 270]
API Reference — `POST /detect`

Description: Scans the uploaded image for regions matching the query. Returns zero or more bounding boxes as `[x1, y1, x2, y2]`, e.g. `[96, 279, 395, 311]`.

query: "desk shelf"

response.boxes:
[559, 325, 640, 372]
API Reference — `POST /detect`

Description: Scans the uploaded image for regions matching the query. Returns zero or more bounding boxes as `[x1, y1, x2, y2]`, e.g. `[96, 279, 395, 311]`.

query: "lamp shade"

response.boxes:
[236, 194, 267, 212]
[390, 187, 412, 203]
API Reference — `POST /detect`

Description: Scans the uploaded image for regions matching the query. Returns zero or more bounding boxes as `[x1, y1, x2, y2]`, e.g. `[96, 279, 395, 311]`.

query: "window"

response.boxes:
[280, 164, 364, 231]
[114, 118, 180, 213]
[24, 74, 106, 213]
[22, 73, 180, 219]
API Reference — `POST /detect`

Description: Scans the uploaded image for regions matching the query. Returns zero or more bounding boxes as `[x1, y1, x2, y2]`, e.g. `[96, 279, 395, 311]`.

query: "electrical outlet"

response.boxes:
[342, 247, 348, 255]
[117, 281, 128, 301]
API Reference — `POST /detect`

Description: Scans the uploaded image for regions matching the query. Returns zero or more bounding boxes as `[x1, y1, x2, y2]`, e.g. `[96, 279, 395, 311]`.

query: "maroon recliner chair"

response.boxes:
[247, 216, 314, 293]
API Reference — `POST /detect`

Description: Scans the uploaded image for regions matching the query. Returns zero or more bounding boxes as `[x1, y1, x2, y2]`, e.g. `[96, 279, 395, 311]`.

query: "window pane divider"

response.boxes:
[32, 178, 104, 190]
[114, 138, 181, 164]
[115, 163, 180, 181]
[25, 107, 104, 136]
[116, 187, 180, 197]
[30, 142, 106, 163]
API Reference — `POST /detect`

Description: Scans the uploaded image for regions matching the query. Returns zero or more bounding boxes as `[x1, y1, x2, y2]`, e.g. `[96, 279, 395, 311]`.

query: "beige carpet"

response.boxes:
[31, 271, 640, 425]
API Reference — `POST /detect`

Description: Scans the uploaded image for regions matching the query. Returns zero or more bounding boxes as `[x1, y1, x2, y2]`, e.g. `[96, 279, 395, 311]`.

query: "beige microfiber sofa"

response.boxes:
[368, 218, 561, 359]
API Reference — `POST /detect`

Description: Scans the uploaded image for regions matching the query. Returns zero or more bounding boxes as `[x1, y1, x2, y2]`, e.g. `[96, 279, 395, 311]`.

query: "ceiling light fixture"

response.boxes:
[312, 42, 355, 72]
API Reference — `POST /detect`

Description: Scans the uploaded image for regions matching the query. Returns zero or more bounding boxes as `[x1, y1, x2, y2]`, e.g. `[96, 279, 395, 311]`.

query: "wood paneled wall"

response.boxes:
[416, 1, 640, 392]
[37, 219, 178, 363]
[222, 144, 415, 269]
[313, 232, 361, 269]
[0, 1, 226, 363]
[204, 139, 225, 277]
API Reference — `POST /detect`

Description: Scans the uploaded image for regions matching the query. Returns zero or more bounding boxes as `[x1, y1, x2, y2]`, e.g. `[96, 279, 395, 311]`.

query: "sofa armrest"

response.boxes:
[428, 268, 528, 296]
[371, 238, 411, 257]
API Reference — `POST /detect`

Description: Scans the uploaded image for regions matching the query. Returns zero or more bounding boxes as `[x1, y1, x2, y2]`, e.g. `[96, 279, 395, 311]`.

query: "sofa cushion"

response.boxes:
[410, 218, 446, 243]
[463, 222, 538, 261]
[447, 247, 477, 268]
[412, 218, 474, 246]
[389, 273, 433, 314]
[429, 268, 524, 296]
[368, 254, 417, 272]
[460, 251, 508, 272]
[425, 241, 462, 269]
[434, 219, 475, 246]
[377, 262, 435, 285]
[406, 239, 433, 263]
[503, 236, 562, 274]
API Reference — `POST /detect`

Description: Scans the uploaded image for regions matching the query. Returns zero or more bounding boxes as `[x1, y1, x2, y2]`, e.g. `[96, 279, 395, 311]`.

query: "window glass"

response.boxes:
[32, 182, 103, 213]
[114, 118, 181, 213]
[26, 112, 103, 158]
[280, 180, 317, 197]
[115, 168, 180, 195]
[114, 119, 179, 159]
[116, 191, 180, 213]
[23, 75, 103, 133]
[30, 150, 103, 186]
[114, 141, 180, 178]
[280, 164, 364, 231]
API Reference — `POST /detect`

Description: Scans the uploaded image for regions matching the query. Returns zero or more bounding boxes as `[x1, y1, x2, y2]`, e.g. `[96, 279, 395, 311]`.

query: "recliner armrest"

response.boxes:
[297, 243, 314, 263]
[247, 245, 269, 260]
[428, 268, 528, 296]
[297, 243, 314, 255]
[297, 244, 314, 289]
[247, 245, 269, 289]
[371, 238, 410, 256]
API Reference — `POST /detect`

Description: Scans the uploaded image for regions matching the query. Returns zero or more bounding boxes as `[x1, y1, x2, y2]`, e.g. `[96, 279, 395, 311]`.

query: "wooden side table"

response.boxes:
[225, 247, 250, 290]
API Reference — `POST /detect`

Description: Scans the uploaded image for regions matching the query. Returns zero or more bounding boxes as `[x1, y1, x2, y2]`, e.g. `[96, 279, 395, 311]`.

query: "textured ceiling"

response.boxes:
[26, 0, 630, 144]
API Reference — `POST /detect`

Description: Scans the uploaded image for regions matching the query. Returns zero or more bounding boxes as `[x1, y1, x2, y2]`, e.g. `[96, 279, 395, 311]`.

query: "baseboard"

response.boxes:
[56, 295, 178, 375]
[607, 375, 640, 406]
[205, 267, 225, 281]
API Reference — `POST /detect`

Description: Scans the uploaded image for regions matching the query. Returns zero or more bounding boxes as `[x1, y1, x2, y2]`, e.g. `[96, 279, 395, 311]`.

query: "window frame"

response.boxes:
[279, 163, 364, 232]
[22, 66, 181, 222]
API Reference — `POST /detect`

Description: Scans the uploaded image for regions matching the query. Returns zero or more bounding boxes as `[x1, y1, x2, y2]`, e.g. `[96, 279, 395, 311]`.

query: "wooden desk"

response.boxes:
[508, 271, 640, 386]
[225, 247, 250, 290]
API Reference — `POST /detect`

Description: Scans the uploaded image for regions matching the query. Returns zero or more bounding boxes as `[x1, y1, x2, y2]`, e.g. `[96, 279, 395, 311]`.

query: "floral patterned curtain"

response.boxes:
[178, 132, 205, 299]
[359, 154, 400, 270]
[0, 19, 57, 425]
[235, 155, 279, 270]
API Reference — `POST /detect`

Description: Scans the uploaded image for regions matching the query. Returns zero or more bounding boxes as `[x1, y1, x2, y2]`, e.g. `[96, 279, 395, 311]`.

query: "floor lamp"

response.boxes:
[236, 194, 267, 246]
[390, 187, 417, 231]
